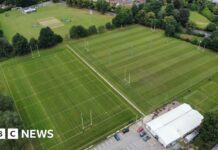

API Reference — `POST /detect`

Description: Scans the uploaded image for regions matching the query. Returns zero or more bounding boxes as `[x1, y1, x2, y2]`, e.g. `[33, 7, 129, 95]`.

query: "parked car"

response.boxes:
[143, 134, 151, 141]
[139, 131, 146, 137]
[122, 128, 129, 134]
[114, 133, 120, 141]
[137, 127, 144, 132]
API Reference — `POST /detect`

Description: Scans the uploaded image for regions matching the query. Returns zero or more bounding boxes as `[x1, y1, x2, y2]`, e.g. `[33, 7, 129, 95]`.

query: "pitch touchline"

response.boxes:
[66, 44, 145, 116]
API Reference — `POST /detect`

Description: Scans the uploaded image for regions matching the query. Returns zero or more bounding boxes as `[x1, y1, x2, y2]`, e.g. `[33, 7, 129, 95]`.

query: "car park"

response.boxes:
[137, 127, 144, 132]
[143, 135, 151, 142]
[122, 128, 130, 134]
[139, 131, 146, 137]
[114, 133, 121, 141]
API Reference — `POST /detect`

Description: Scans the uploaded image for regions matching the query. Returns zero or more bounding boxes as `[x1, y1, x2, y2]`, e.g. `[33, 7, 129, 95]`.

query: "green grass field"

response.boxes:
[190, 11, 210, 29]
[0, 3, 112, 40]
[69, 25, 218, 114]
[0, 44, 138, 150]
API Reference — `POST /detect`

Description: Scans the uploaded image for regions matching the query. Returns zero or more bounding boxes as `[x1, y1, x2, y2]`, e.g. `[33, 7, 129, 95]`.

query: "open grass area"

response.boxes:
[190, 11, 210, 29]
[0, 44, 138, 150]
[0, 3, 112, 40]
[69, 25, 218, 114]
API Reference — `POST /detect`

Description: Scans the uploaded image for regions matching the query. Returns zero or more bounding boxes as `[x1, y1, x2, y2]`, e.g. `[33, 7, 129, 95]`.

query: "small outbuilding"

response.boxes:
[22, 7, 36, 14]
[146, 103, 204, 148]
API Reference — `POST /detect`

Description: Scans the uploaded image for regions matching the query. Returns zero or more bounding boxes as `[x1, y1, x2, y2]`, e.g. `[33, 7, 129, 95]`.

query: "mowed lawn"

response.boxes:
[0, 44, 138, 150]
[0, 3, 112, 40]
[190, 11, 210, 29]
[69, 25, 218, 114]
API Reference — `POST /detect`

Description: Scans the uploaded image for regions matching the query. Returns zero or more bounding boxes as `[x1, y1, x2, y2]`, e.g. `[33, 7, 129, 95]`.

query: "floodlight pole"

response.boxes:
[128, 72, 131, 84]
[81, 112, 84, 130]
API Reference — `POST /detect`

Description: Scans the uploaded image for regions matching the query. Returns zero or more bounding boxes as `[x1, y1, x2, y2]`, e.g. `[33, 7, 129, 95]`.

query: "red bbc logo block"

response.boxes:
[0, 129, 6, 139]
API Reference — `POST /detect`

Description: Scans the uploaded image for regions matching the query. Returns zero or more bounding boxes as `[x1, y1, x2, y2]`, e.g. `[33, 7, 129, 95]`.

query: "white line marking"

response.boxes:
[66, 45, 145, 116]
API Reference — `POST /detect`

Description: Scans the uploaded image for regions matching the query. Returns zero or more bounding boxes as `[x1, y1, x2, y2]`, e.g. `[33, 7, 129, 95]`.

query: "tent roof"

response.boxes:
[146, 103, 203, 147]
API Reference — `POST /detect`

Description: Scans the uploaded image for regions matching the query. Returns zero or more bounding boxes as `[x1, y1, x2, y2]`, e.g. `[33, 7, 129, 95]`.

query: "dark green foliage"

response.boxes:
[166, 4, 174, 16]
[88, 25, 98, 35]
[54, 34, 63, 43]
[38, 27, 62, 49]
[0, 38, 13, 58]
[12, 33, 30, 55]
[0, 30, 3, 37]
[0, 95, 13, 112]
[105, 22, 114, 30]
[2, 0, 38, 7]
[206, 23, 217, 32]
[0, 95, 26, 150]
[178, 8, 190, 26]
[29, 38, 38, 51]
[70, 25, 88, 39]
[198, 112, 218, 149]
[98, 25, 106, 33]
[202, 30, 218, 51]
[164, 16, 178, 36]
[173, 0, 183, 9]
[165, 24, 176, 36]
[96, 0, 110, 14]
[112, 7, 133, 27]
[147, 0, 162, 14]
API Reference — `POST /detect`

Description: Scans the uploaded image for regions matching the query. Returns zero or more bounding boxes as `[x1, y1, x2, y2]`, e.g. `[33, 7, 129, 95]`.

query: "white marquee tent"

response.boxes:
[146, 103, 203, 147]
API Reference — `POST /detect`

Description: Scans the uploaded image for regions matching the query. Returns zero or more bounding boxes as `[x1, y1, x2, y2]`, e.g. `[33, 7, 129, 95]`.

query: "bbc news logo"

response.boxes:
[0, 128, 54, 139]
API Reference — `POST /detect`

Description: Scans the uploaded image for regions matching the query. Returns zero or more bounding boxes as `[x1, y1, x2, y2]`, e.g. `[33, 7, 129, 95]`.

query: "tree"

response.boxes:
[12, 33, 30, 55]
[29, 38, 38, 51]
[0, 30, 3, 37]
[38, 27, 62, 49]
[165, 24, 176, 36]
[165, 4, 174, 16]
[98, 25, 106, 33]
[199, 112, 218, 149]
[69, 25, 88, 39]
[178, 8, 190, 26]
[131, 4, 139, 17]
[105, 22, 114, 30]
[186, 21, 196, 33]
[173, 0, 183, 9]
[0, 95, 13, 112]
[164, 16, 178, 36]
[206, 23, 217, 32]
[96, 0, 109, 14]
[147, 0, 162, 14]
[88, 25, 98, 35]
[0, 94, 26, 150]
[112, 7, 133, 27]
[144, 11, 156, 26]
[202, 30, 218, 51]
[136, 9, 146, 24]
[0, 38, 13, 58]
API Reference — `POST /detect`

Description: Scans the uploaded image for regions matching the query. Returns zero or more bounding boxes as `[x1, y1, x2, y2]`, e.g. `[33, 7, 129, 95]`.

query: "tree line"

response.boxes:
[66, 0, 110, 14]
[0, 95, 26, 150]
[67, 0, 218, 52]
[0, 27, 62, 59]
[69, 23, 114, 39]
[196, 112, 218, 149]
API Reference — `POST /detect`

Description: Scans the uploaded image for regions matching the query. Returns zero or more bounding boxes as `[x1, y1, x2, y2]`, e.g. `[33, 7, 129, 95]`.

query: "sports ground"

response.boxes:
[70, 25, 218, 114]
[1, 6, 218, 148]
[0, 45, 138, 150]
[0, 3, 112, 40]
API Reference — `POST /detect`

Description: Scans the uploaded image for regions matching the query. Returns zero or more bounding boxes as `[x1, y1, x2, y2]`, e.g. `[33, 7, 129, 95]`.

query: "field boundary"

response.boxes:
[66, 44, 145, 116]
[0, 64, 35, 150]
